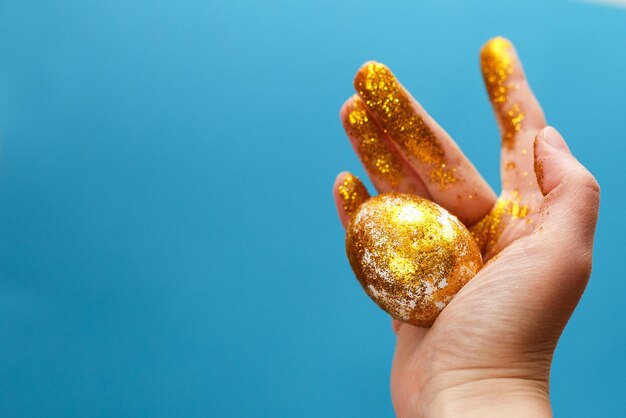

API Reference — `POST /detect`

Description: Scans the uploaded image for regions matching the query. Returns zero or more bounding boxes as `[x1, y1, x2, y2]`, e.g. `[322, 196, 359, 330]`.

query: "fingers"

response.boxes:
[333, 172, 370, 228]
[352, 62, 496, 226]
[480, 37, 547, 193]
[341, 95, 430, 197]
[532, 126, 600, 253]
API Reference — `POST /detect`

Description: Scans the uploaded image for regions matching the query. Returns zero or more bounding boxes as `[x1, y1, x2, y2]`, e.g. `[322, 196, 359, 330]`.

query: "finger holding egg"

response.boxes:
[334, 172, 370, 228]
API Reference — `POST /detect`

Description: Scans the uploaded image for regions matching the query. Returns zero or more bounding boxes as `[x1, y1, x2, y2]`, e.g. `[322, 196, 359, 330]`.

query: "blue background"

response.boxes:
[0, 0, 624, 416]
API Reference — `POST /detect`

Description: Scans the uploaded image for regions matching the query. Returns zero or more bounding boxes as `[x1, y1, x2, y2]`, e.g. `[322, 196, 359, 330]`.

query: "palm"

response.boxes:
[391, 126, 554, 401]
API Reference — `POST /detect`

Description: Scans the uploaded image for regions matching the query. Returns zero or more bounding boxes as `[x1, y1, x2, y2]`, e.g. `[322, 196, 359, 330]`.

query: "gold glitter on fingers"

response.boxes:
[354, 62, 458, 189]
[480, 37, 525, 149]
[470, 199, 506, 252]
[470, 190, 530, 252]
[343, 96, 405, 187]
[337, 173, 369, 217]
[535, 158, 545, 194]
[533, 136, 547, 195]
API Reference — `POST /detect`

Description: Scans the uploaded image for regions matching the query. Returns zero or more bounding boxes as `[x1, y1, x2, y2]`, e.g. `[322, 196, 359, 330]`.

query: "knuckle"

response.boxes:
[583, 172, 600, 199]
[574, 168, 600, 201]
[565, 167, 601, 219]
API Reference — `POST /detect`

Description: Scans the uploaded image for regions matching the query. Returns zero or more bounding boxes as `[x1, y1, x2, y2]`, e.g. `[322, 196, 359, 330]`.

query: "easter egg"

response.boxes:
[346, 193, 483, 327]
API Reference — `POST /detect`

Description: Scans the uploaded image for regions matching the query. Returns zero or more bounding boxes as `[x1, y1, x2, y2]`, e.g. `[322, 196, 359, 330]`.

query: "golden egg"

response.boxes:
[346, 193, 482, 327]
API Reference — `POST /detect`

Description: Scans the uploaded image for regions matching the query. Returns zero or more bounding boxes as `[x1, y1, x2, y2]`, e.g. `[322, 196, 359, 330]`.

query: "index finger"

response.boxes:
[480, 37, 547, 193]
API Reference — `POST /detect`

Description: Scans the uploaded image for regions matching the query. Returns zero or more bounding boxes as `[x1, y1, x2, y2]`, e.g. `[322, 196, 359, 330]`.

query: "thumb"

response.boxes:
[533, 126, 601, 256]
[527, 126, 600, 323]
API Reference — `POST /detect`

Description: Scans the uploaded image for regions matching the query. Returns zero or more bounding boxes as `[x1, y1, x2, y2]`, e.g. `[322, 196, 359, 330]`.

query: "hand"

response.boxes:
[332, 37, 600, 418]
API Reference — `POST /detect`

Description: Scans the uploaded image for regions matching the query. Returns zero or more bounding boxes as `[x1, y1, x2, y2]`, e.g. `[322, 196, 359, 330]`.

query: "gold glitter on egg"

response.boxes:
[344, 96, 404, 187]
[480, 37, 525, 149]
[346, 193, 483, 327]
[354, 62, 458, 189]
[337, 173, 369, 216]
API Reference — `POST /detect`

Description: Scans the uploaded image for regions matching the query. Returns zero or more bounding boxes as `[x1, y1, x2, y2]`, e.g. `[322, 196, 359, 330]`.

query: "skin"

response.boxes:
[332, 37, 600, 417]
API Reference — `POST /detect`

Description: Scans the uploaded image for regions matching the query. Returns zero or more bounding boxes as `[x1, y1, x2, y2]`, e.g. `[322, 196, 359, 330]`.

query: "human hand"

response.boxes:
[332, 37, 600, 417]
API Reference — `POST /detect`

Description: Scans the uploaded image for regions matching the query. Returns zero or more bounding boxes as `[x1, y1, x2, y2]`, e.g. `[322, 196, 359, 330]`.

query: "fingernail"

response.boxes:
[540, 126, 570, 153]
[353, 62, 457, 188]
